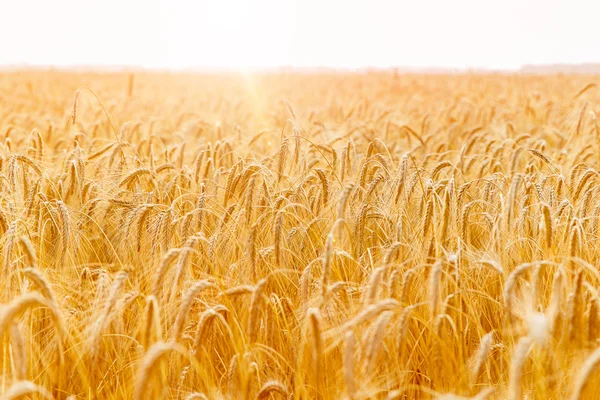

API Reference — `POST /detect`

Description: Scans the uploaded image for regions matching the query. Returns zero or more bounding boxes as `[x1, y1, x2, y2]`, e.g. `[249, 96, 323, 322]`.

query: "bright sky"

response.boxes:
[2, 0, 600, 70]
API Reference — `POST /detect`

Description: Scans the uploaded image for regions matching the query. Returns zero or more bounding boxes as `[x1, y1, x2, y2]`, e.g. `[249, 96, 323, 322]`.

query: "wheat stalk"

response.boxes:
[508, 337, 533, 400]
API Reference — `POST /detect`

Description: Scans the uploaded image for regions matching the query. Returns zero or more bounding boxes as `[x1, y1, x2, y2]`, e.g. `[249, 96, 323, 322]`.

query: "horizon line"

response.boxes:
[2, 63, 600, 74]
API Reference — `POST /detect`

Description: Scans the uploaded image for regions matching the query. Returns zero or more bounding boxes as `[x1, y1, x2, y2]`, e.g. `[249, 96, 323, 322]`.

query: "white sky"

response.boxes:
[2, 0, 600, 70]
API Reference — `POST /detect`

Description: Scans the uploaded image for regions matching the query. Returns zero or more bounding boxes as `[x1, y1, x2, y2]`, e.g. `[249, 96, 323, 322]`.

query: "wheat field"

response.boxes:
[1, 70, 600, 399]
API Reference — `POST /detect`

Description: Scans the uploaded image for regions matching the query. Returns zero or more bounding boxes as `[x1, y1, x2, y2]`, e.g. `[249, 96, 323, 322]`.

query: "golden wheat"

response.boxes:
[1, 71, 600, 398]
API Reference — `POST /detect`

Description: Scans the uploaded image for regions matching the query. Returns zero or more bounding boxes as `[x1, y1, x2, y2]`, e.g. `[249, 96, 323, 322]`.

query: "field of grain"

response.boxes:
[1, 71, 600, 399]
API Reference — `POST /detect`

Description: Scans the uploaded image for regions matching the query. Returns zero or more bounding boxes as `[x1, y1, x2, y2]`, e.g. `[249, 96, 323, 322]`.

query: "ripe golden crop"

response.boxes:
[0, 70, 599, 398]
